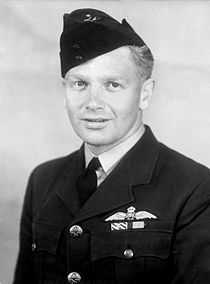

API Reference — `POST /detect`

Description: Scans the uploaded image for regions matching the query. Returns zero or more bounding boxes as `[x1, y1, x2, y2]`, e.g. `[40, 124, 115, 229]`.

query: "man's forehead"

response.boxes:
[66, 46, 135, 78]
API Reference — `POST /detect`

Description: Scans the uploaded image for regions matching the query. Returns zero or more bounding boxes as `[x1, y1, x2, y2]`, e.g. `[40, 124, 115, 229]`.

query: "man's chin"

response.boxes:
[79, 131, 109, 146]
[77, 130, 116, 151]
[85, 139, 107, 147]
[84, 136, 111, 149]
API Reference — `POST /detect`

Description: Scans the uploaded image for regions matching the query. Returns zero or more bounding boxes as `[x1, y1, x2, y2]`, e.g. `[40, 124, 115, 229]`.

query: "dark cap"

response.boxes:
[59, 8, 146, 78]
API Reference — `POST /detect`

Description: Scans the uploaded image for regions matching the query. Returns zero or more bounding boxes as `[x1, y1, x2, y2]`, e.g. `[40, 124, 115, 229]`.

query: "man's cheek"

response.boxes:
[116, 107, 134, 119]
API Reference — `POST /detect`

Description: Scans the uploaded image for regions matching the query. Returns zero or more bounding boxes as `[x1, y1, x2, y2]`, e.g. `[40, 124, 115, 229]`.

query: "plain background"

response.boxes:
[1, 1, 210, 283]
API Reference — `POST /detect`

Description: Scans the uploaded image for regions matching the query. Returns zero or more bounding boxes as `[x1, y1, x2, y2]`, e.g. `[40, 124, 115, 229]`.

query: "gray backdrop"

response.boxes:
[1, 1, 210, 283]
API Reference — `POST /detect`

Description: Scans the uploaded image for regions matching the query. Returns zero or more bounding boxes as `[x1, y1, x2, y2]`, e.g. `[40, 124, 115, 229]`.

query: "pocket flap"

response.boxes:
[91, 230, 171, 261]
[32, 222, 62, 254]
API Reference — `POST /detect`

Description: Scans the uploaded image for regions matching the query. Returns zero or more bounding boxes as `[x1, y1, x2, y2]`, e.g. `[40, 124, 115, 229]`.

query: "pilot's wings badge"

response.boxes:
[105, 206, 157, 231]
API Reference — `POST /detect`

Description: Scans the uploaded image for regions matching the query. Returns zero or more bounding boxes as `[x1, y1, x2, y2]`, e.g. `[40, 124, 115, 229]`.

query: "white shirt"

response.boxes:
[84, 125, 145, 186]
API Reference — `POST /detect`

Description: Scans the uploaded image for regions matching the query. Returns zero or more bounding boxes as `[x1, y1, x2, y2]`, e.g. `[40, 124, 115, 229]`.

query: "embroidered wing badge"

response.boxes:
[105, 206, 157, 231]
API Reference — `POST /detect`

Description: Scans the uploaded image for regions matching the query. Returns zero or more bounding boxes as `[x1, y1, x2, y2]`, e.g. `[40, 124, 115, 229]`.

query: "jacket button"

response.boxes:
[69, 225, 83, 237]
[123, 248, 134, 259]
[75, 55, 83, 60]
[32, 242, 36, 252]
[67, 272, 81, 283]
[72, 43, 80, 49]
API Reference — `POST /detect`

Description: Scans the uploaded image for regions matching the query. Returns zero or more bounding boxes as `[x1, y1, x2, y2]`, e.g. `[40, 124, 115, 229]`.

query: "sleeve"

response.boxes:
[12, 172, 34, 284]
[172, 175, 210, 284]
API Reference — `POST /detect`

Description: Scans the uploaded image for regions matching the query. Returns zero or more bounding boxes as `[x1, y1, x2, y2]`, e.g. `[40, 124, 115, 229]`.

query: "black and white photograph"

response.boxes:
[1, 1, 210, 283]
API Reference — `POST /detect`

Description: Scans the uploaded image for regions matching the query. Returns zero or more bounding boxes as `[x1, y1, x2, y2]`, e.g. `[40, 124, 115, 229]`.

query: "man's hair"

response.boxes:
[128, 45, 154, 81]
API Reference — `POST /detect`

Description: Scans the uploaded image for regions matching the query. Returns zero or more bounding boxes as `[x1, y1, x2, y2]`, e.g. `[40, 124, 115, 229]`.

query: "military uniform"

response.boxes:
[13, 8, 210, 284]
[13, 126, 210, 284]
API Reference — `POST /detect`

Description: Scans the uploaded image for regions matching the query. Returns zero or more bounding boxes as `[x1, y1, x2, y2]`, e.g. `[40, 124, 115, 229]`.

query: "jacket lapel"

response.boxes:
[35, 146, 84, 228]
[71, 126, 160, 225]
[36, 126, 160, 228]
[55, 145, 84, 216]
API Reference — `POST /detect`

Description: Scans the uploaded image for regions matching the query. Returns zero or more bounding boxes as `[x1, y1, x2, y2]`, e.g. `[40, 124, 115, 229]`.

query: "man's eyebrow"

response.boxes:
[66, 73, 128, 83]
[66, 73, 88, 80]
[103, 76, 127, 81]
[100, 76, 129, 85]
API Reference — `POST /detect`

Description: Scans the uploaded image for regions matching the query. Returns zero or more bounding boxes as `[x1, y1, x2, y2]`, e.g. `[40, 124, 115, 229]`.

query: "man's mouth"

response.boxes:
[83, 118, 109, 122]
[81, 118, 110, 129]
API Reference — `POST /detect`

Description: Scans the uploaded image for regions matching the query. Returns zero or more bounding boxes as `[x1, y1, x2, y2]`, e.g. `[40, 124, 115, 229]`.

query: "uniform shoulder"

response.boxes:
[31, 149, 79, 181]
[159, 143, 210, 181]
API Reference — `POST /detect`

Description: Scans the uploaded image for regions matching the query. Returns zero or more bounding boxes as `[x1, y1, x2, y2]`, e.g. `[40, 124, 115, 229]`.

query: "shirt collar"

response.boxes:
[85, 124, 145, 174]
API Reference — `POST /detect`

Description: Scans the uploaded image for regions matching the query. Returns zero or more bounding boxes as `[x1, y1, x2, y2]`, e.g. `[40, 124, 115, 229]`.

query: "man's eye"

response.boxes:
[73, 80, 87, 89]
[106, 81, 121, 91]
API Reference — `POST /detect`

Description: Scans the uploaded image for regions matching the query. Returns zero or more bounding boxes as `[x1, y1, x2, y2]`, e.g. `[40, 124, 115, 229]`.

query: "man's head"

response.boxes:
[60, 9, 154, 154]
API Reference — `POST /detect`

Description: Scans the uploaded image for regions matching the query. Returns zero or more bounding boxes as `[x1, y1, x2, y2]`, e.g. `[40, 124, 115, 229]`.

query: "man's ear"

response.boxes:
[139, 78, 155, 110]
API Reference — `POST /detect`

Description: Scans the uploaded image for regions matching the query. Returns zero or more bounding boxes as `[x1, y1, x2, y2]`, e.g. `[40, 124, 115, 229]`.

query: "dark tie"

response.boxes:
[77, 157, 101, 206]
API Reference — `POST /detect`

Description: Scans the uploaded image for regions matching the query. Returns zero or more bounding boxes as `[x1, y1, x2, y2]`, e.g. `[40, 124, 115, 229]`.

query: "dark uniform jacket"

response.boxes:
[13, 126, 210, 284]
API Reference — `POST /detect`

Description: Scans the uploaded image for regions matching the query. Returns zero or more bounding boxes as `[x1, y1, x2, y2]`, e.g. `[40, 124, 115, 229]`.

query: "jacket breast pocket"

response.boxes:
[91, 229, 172, 283]
[32, 222, 64, 284]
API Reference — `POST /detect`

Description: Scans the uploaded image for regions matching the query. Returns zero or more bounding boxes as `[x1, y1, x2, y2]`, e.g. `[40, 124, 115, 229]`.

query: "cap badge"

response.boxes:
[105, 206, 157, 231]
[83, 14, 97, 22]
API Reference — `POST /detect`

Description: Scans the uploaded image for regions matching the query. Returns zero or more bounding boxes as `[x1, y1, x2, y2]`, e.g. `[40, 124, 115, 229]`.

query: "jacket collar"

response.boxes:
[71, 125, 160, 224]
[37, 125, 160, 227]
[85, 124, 144, 173]
[127, 125, 160, 185]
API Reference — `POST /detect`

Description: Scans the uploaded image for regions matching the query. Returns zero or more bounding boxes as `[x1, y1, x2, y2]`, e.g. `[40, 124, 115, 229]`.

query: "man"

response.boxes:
[13, 8, 210, 284]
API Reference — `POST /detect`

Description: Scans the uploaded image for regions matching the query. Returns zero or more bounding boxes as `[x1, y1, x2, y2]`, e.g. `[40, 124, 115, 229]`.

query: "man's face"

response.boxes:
[64, 46, 145, 153]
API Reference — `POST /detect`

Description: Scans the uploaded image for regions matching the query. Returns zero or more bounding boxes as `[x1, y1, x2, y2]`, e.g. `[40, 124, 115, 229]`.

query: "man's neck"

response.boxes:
[87, 115, 144, 156]
[85, 122, 145, 174]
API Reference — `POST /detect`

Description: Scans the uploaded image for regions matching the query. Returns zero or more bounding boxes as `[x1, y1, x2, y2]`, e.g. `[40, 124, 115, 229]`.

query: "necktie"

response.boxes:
[77, 157, 101, 206]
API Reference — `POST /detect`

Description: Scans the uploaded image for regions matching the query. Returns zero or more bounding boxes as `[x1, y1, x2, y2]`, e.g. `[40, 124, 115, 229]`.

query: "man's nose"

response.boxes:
[85, 86, 104, 110]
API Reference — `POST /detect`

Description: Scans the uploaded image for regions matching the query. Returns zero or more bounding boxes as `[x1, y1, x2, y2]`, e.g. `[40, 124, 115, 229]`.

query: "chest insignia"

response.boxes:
[105, 206, 157, 231]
